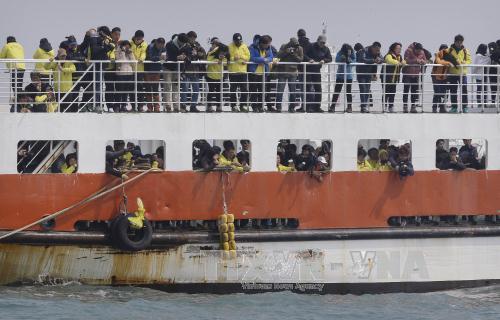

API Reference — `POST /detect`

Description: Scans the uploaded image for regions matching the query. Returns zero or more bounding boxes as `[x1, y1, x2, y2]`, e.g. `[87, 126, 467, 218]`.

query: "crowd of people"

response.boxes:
[2, 27, 499, 114]
[192, 140, 251, 172]
[105, 140, 164, 178]
[17, 141, 78, 174]
[357, 140, 414, 178]
[436, 139, 485, 170]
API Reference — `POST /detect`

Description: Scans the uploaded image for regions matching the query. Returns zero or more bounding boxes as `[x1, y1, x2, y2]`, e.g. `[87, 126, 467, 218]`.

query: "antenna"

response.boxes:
[322, 21, 327, 36]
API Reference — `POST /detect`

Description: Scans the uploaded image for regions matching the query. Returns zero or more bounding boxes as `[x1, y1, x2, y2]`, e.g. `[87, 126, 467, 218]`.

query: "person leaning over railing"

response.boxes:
[0, 36, 25, 111]
[402, 42, 427, 113]
[164, 33, 189, 113]
[33, 38, 54, 84]
[131, 30, 147, 112]
[45, 49, 76, 112]
[448, 34, 472, 113]
[103, 27, 121, 113]
[248, 35, 274, 113]
[305, 35, 332, 113]
[275, 37, 303, 113]
[206, 39, 229, 113]
[228, 33, 250, 112]
[356, 42, 383, 113]
[383, 42, 405, 113]
[431, 44, 455, 113]
[329, 43, 355, 113]
[144, 38, 166, 112]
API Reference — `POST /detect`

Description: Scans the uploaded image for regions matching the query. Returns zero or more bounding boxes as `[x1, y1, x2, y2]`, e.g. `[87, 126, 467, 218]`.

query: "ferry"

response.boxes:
[0, 56, 500, 294]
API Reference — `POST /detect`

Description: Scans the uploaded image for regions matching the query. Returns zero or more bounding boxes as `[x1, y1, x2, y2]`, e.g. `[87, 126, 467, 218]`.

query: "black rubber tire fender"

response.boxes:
[111, 214, 153, 251]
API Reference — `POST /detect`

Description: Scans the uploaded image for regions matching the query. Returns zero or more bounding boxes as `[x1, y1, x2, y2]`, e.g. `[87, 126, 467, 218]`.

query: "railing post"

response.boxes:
[134, 61, 138, 112]
[177, 61, 181, 112]
[262, 68, 266, 111]
[100, 62, 104, 111]
[459, 71, 463, 113]
[327, 63, 331, 112]
[343, 63, 347, 113]
[219, 61, 224, 112]
[93, 62, 96, 112]
[57, 67, 61, 112]
[419, 65, 424, 113]
[381, 64, 386, 113]
[303, 64, 307, 111]
[13, 68, 17, 113]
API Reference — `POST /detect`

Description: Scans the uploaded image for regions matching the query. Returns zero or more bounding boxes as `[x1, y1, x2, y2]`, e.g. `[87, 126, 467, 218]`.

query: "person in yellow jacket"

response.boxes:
[45, 48, 76, 112]
[60, 154, 78, 174]
[277, 153, 296, 172]
[357, 148, 372, 171]
[0, 36, 25, 109]
[217, 140, 250, 172]
[228, 33, 250, 112]
[383, 42, 406, 113]
[448, 34, 472, 113]
[131, 30, 147, 112]
[33, 38, 54, 84]
[378, 149, 393, 171]
[206, 39, 228, 112]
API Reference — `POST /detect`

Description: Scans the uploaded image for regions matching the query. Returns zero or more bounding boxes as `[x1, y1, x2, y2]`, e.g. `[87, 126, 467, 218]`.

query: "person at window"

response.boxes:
[277, 152, 296, 172]
[310, 155, 329, 181]
[459, 139, 480, 169]
[228, 33, 250, 112]
[33, 38, 54, 84]
[206, 39, 229, 113]
[115, 40, 136, 112]
[218, 140, 249, 172]
[275, 37, 303, 113]
[0, 36, 25, 112]
[248, 35, 274, 113]
[366, 148, 379, 170]
[295, 144, 316, 171]
[392, 145, 414, 179]
[357, 147, 371, 171]
[439, 147, 466, 171]
[435, 139, 449, 168]
[305, 35, 332, 113]
[237, 140, 251, 166]
[61, 153, 78, 174]
[472, 44, 491, 108]
[448, 34, 472, 113]
[402, 42, 427, 113]
[383, 42, 405, 113]
[45, 48, 76, 112]
[378, 149, 393, 171]
[199, 147, 220, 171]
[153, 146, 164, 169]
[105, 143, 134, 179]
[145, 38, 166, 112]
[356, 42, 383, 113]
[330, 44, 355, 113]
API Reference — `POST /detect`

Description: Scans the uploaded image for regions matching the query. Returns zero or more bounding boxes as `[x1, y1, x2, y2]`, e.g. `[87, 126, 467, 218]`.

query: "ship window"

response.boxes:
[17, 140, 78, 174]
[192, 139, 251, 172]
[105, 140, 165, 176]
[435, 139, 487, 170]
[357, 139, 412, 172]
[276, 139, 332, 172]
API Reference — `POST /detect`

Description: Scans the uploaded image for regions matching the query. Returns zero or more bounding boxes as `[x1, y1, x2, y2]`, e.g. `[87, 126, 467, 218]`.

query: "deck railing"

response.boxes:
[1, 59, 499, 113]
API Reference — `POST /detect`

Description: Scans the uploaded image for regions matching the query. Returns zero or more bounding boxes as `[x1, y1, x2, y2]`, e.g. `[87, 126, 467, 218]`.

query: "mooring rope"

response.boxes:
[0, 168, 156, 240]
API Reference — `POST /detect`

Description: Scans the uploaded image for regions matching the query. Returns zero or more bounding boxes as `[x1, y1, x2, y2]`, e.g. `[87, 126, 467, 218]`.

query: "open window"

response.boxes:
[192, 139, 251, 172]
[357, 139, 412, 172]
[105, 140, 165, 177]
[17, 140, 78, 174]
[436, 139, 487, 170]
[276, 139, 332, 172]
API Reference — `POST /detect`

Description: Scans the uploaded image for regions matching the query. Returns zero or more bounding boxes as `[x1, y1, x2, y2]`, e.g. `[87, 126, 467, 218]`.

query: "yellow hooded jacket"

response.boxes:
[228, 43, 250, 74]
[45, 61, 76, 92]
[33, 48, 55, 75]
[0, 42, 25, 70]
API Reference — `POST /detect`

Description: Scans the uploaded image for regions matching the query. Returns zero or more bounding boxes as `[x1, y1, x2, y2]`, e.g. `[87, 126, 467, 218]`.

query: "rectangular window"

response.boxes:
[192, 139, 251, 172]
[17, 140, 78, 174]
[105, 140, 165, 177]
[357, 139, 412, 173]
[277, 139, 332, 172]
[436, 139, 487, 170]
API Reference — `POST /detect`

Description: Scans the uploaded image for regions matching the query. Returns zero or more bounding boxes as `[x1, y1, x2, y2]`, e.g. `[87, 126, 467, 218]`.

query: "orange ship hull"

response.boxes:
[1, 170, 499, 231]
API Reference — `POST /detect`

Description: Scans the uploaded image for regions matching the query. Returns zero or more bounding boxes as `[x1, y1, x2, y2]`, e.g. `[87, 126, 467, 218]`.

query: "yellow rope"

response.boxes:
[0, 168, 156, 240]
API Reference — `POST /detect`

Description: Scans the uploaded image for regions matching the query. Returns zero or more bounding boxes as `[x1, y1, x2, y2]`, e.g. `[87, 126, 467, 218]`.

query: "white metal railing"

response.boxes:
[0, 59, 499, 114]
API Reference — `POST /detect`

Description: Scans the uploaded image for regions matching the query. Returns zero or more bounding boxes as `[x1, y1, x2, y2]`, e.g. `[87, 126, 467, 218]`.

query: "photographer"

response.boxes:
[391, 145, 414, 179]
[330, 43, 356, 113]
[206, 39, 229, 112]
[179, 31, 206, 113]
[145, 38, 166, 112]
[115, 40, 136, 112]
[276, 37, 303, 112]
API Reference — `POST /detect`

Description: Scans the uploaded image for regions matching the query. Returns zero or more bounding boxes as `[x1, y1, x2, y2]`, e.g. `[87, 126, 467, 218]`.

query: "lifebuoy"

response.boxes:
[111, 214, 153, 251]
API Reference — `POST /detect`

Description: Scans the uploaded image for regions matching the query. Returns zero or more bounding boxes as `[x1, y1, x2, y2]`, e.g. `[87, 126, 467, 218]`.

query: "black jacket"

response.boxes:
[306, 43, 332, 73]
[164, 38, 185, 71]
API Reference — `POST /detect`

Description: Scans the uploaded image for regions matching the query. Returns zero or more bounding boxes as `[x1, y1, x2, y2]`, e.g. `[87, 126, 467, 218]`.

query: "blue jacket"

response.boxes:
[145, 43, 166, 72]
[248, 44, 274, 73]
[335, 51, 356, 80]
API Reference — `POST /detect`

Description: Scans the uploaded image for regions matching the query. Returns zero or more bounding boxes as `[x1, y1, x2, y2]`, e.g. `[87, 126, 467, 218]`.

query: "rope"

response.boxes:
[0, 168, 156, 240]
[221, 172, 228, 215]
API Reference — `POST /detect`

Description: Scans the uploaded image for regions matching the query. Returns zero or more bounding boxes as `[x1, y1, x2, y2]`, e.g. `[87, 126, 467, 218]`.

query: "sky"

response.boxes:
[0, 0, 498, 56]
